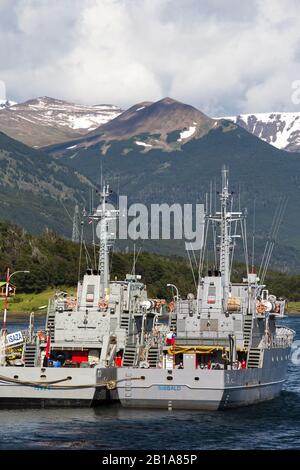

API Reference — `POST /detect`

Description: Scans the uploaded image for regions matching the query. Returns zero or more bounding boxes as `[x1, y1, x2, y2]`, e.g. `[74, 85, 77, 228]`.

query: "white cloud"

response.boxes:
[0, 0, 300, 114]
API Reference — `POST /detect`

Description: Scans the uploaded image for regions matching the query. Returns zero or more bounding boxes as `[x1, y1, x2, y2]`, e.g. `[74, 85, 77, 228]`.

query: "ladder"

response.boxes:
[247, 348, 262, 368]
[147, 346, 159, 368]
[170, 312, 177, 331]
[120, 314, 130, 333]
[243, 314, 253, 349]
[46, 313, 55, 342]
[23, 343, 37, 367]
[122, 344, 136, 366]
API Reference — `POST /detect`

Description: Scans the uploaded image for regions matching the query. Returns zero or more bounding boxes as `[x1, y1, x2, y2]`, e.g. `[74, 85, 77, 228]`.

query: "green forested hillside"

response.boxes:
[0, 220, 195, 298]
[49, 122, 300, 272]
[0, 131, 92, 236]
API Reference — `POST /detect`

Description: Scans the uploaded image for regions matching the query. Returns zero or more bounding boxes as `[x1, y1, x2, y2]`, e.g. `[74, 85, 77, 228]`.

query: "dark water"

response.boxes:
[0, 315, 299, 450]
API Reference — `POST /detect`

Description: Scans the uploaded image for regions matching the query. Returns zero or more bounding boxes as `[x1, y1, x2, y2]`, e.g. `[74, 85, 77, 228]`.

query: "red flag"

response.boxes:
[45, 333, 51, 359]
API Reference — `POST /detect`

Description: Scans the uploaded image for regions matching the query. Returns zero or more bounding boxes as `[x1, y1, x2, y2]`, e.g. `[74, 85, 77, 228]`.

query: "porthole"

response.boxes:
[194, 377, 200, 381]
[167, 376, 173, 381]
[141, 376, 145, 380]
[13, 375, 19, 379]
[40, 375, 46, 378]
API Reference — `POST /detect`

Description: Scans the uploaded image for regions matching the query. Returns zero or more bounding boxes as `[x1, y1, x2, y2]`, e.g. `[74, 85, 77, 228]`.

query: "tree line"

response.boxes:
[0, 220, 299, 301]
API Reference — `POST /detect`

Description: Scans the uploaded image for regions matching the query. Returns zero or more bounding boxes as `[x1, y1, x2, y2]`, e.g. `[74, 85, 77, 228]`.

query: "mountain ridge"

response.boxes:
[220, 112, 300, 152]
[45, 109, 300, 272]
[46, 97, 220, 155]
[0, 96, 122, 147]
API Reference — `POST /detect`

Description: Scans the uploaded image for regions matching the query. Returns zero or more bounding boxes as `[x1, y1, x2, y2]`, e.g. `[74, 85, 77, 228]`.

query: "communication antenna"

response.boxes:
[259, 196, 287, 283]
[72, 204, 80, 242]
[251, 198, 256, 273]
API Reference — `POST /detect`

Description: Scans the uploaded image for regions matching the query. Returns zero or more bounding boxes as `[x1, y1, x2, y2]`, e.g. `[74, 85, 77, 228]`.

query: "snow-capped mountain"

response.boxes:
[0, 99, 17, 109]
[48, 97, 218, 156]
[0, 96, 122, 147]
[220, 112, 300, 152]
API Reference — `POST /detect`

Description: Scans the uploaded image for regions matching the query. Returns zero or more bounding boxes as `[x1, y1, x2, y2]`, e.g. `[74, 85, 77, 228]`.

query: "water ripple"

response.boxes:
[0, 316, 299, 449]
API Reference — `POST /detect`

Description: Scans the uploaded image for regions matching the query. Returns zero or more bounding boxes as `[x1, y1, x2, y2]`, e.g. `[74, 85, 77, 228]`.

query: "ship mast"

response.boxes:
[207, 166, 244, 310]
[219, 166, 231, 306]
[99, 186, 110, 298]
[89, 184, 119, 299]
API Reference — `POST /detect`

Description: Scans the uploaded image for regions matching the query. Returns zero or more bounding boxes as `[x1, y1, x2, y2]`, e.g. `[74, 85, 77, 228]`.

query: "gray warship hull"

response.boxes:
[117, 347, 291, 410]
[0, 183, 149, 408]
[114, 169, 295, 411]
[0, 366, 117, 408]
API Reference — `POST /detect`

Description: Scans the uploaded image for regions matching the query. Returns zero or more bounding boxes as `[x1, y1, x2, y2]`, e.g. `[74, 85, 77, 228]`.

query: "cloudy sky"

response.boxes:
[1, 0, 300, 115]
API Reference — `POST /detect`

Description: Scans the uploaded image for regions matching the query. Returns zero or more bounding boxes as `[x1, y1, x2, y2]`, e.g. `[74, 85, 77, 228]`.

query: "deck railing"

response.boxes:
[260, 326, 295, 349]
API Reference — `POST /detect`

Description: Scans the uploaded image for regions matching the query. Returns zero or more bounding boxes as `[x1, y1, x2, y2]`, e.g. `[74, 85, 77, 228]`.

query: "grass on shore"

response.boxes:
[287, 302, 300, 314]
[0, 286, 76, 314]
[2, 287, 300, 315]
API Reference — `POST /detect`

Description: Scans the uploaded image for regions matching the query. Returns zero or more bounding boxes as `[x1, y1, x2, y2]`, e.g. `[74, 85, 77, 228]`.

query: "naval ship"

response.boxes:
[0, 185, 153, 407]
[116, 168, 295, 410]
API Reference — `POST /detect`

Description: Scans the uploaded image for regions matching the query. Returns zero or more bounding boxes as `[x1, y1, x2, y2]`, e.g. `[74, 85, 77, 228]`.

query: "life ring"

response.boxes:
[66, 298, 77, 310]
[98, 299, 108, 310]
[256, 303, 266, 315]
[37, 331, 46, 342]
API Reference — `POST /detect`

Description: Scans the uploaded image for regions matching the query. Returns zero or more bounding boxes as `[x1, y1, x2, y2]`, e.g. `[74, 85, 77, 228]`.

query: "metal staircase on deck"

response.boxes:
[170, 313, 177, 331]
[120, 314, 130, 333]
[46, 312, 55, 342]
[23, 343, 37, 367]
[247, 348, 262, 368]
[123, 344, 137, 366]
[243, 314, 253, 349]
[147, 346, 159, 368]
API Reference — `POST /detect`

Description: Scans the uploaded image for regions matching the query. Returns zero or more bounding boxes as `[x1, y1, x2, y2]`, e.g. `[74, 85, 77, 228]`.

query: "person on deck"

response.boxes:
[166, 331, 173, 345]
[171, 331, 176, 345]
